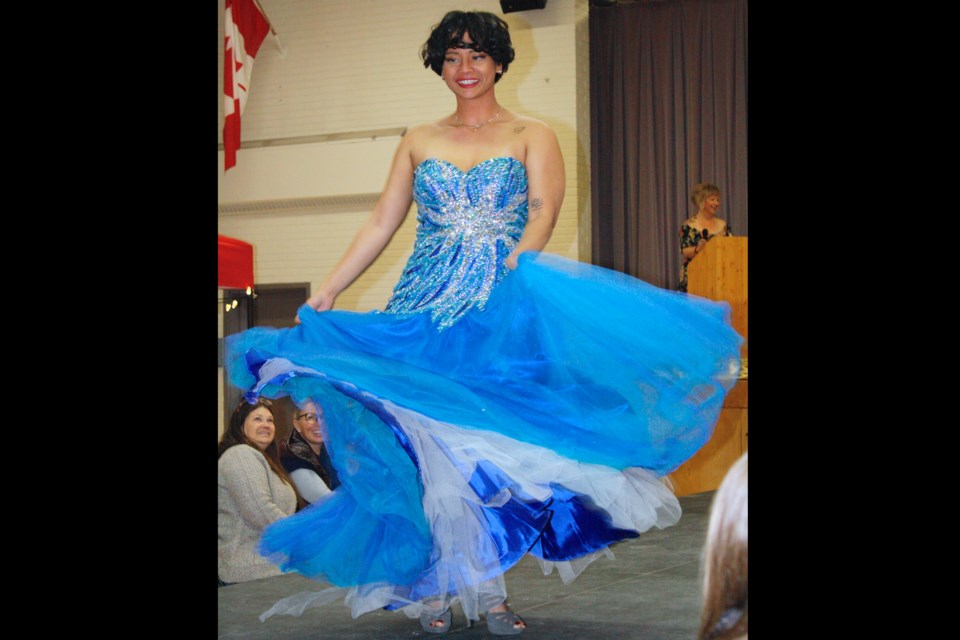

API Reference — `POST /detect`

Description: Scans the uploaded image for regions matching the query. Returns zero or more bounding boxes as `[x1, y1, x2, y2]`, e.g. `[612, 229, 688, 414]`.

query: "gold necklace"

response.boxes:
[455, 106, 502, 132]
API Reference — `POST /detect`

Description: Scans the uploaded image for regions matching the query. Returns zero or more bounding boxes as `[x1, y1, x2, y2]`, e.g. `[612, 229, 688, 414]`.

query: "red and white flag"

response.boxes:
[223, 0, 272, 172]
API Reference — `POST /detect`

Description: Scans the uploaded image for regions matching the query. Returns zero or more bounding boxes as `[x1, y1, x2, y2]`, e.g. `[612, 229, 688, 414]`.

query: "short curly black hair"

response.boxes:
[420, 11, 515, 83]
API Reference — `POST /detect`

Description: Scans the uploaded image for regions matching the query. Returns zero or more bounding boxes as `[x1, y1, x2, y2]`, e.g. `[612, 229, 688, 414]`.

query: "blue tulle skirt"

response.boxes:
[225, 252, 742, 621]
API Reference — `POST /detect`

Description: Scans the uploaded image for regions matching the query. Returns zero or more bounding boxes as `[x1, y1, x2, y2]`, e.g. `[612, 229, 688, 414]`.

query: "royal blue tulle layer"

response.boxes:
[225, 251, 742, 598]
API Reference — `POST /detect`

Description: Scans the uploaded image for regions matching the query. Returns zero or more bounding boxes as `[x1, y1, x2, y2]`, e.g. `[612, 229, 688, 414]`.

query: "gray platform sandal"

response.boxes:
[419, 605, 452, 634]
[486, 609, 526, 635]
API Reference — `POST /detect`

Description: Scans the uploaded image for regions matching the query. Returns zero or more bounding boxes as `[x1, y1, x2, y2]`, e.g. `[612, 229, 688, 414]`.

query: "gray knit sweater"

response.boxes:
[218, 444, 298, 583]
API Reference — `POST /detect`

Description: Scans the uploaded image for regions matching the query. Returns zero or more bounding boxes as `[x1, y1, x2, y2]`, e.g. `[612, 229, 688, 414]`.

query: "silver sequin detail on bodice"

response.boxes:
[384, 157, 529, 330]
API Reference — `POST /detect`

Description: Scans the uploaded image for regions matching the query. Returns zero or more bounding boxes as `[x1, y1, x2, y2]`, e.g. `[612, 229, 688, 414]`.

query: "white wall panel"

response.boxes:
[218, 135, 402, 203]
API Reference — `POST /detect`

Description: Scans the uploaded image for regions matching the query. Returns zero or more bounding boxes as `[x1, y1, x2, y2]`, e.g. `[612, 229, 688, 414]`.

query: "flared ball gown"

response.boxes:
[225, 157, 743, 622]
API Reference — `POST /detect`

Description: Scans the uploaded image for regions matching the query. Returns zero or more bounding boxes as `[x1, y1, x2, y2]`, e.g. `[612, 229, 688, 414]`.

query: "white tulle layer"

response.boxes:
[260, 399, 681, 623]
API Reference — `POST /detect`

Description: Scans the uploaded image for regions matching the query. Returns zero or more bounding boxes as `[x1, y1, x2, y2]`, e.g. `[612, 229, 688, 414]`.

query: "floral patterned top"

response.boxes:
[677, 220, 732, 292]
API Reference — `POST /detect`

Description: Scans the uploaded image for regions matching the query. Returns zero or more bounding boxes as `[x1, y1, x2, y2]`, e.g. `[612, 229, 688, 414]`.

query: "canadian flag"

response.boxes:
[223, 0, 272, 172]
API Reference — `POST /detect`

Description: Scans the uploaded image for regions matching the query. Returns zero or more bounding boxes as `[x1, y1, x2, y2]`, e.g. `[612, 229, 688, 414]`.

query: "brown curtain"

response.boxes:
[590, 0, 748, 289]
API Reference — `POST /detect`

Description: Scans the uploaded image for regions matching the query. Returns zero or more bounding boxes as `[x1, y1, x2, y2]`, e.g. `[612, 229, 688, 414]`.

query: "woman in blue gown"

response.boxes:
[226, 10, 742, 636]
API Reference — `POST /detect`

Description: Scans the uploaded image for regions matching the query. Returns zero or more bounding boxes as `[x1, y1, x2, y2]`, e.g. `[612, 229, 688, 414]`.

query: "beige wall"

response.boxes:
[218, 0, 591, 438]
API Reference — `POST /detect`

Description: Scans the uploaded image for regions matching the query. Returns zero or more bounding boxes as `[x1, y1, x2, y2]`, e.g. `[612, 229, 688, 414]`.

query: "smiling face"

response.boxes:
[293, 401, 327, 450]
[242, 406, 276, 451]
[441, 33, 502, 98]
[700, 194, 721, 217]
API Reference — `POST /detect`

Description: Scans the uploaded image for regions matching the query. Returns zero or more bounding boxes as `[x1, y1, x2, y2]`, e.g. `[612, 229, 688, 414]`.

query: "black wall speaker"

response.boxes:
[500, 0, 548, 14]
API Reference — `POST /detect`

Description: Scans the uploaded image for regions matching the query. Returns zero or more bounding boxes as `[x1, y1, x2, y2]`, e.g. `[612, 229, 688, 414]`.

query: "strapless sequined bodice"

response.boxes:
[384, 157, 529, 329]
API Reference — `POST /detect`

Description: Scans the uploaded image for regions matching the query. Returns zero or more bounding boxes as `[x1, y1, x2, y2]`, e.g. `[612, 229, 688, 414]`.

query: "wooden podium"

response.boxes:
[668, 236, 748, 496]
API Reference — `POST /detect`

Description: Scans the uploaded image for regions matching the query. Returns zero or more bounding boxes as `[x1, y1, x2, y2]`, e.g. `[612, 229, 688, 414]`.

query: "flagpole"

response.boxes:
[251, 0, 287, 58]
[271, 29, 287, 58]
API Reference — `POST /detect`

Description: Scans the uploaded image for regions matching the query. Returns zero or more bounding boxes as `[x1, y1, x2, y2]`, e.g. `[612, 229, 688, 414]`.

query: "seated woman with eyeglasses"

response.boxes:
[218, 398, 304, 585]
[280, 400, 341, 505]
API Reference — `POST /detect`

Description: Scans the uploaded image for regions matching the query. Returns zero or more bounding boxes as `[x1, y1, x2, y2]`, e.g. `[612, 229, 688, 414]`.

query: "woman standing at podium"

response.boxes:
[677, 183, 732, 293]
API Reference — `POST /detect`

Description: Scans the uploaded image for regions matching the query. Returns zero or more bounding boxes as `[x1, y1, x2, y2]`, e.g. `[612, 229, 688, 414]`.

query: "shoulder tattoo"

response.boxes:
[513, 126, 526, 134]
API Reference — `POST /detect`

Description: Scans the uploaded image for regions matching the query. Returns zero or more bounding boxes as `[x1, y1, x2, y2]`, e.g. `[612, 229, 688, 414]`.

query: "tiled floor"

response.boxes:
[218, 491, 715, 640]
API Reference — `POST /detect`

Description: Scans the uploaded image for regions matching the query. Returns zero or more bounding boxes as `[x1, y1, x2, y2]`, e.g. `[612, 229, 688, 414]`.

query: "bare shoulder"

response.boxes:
[405, 121, 444, 142]
[682, 217, 697, 227]
[404, 121, 450, 165]
[508, 113, 557, 139]
[508, 114, 561, 170]
[398, 122, 435, 152]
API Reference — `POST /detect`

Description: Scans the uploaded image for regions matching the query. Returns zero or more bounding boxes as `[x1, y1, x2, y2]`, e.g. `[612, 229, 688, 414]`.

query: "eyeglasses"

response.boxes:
[296, 413, 319, 423]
